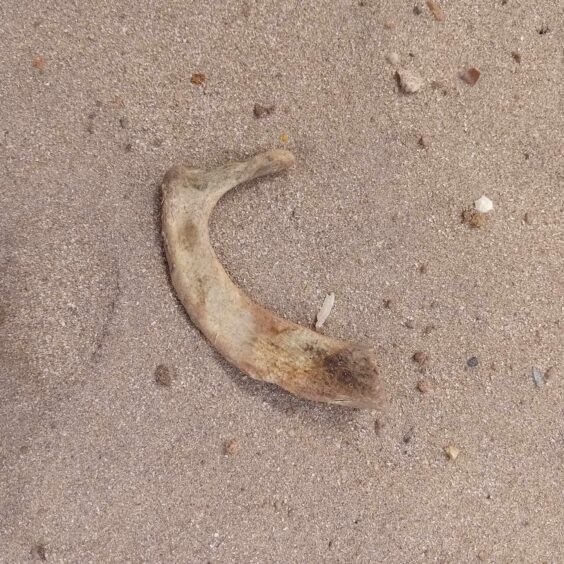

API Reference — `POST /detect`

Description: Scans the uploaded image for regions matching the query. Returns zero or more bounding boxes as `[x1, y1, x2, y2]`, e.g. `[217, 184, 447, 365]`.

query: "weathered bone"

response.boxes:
[161, 150, 386, 409]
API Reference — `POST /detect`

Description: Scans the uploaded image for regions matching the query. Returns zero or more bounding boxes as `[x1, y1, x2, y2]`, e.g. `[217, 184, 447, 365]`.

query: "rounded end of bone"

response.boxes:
[255, 149, 295, 174]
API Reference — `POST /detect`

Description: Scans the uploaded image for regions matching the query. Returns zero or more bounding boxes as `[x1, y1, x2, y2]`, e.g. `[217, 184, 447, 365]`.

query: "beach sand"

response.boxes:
[1, 1, 562, 562]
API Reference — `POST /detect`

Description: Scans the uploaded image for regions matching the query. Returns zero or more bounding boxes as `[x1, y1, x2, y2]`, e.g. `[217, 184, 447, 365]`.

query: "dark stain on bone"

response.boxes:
[180, 220, 199, 248]
[322, 348, 379, 395]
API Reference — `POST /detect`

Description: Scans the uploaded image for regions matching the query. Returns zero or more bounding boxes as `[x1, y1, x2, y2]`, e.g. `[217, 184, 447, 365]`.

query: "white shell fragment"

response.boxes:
[474, 195, 493, 213]
[315, 293, 335, 330]
[531, 366, 545, 388]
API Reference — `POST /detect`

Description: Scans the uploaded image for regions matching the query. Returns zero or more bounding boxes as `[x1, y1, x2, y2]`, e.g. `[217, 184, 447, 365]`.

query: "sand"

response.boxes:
[1, 1, 563, 562]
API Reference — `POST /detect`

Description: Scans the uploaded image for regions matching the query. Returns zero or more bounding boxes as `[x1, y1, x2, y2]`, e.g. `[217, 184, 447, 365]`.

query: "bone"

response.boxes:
[161, 150, 386, 410]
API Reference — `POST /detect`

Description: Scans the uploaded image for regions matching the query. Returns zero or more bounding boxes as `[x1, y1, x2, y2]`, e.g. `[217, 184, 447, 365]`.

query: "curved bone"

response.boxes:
[161, 150, 386, 409]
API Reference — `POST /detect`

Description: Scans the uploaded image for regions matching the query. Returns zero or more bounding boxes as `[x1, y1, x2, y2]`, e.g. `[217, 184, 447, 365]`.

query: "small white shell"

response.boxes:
[315, 293, 335, 330]
[474, 195, 493, 213]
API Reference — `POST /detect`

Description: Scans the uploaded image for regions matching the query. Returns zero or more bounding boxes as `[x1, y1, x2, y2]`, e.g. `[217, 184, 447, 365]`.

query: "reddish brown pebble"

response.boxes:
[417, 379, 433, 393]
[253, 103, 275, 118]
[154, 364, 172, 386]
[460, 67, 481, 86]
[511, 51, 522, 63]
[462, 209, 487, 228]
[412, 351, 430, 365]
[426, 0, 445, 21]
[32, 56, 46, 71]
[190, 73, 206, 86]
[224, 438, 239, 455]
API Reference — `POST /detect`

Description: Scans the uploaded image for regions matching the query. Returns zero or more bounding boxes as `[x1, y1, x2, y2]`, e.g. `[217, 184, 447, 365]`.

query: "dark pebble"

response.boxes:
[467, 356, 479, 368]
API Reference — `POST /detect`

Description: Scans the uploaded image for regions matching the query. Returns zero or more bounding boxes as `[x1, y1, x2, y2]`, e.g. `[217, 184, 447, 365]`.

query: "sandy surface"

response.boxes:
[1, 1, 563, 562]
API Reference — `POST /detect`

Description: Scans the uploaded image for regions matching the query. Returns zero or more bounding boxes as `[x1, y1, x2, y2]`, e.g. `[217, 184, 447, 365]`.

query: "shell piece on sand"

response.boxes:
[474, 195, 493, 213]
[316, 293, 335, 330]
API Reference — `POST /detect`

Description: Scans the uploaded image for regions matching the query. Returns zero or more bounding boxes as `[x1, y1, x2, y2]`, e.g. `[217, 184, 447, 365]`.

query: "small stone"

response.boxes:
[224, 438, 239, 455]
[467, 356, 479, 368]
[386, 52, 400, 66]
[395, 69, 423, 93]
[511, 51, 522, 63]
[119, 117, 129, 129]
[32, 56, 46, 71]
[154, 364, 172, 386]
[444, 444, 460, 460]
[404, 319, 415, 329]
[383, 20, 396, 29]
[523, 212, 533, 224]
[413, 5, 423, 15]
[280, 133, 289, 143]
[412, 351, 430, 365]
[544, 366, 556, 381]
[190, 72, 206, 86]
[418, 264, 428, 274]
[374, 419, 383, 434]
[383, 298, 394, 309]
[418, 135, 431, 148]
[31, 544, 47, 561]
[426, 0, 445, 21]
[124, 143, 133, 152]
[423, 324, 435, 336]
[417, 379, 433, 393]
[253, 103, 275, 118]
[462, 209, 487, 229]
[460, 67, 481, 86]
[474, 195, 493, 213]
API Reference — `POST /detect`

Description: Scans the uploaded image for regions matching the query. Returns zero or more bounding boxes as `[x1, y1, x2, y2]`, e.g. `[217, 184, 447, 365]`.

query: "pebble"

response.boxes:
[413, 351, 430, 365]
[426, 0, 445, 21]
[444, 445, 460, 460]
[460, 67, 481, 86]
[224, 438, 239, 455]
[544, 366, 556, 381]
[253, 103, 275, 118]
[474, 195, 493, 213]
[395, 69, 423, 94]
[386, 52, 400, 66]
[154, 364, 172, 386]
[467, 356, 479, 368]
[418, 135, 431, 148]
[417, 379, 433, 393]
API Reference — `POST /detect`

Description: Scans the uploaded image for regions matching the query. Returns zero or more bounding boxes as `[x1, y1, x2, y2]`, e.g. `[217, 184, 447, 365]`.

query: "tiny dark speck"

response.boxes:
[467, 356, 479, 368]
